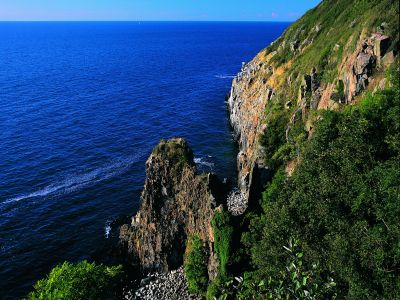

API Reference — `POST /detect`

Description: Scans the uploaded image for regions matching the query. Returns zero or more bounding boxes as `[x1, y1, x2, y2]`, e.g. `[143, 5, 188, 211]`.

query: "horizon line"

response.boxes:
[0, 20, 294, 23]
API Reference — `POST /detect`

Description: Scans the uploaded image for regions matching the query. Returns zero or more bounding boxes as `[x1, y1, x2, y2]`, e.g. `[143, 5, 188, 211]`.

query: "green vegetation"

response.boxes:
[152, 138, 194, 173]
[221, 70, 400, 299]
[211, 210, 233, 277]
[26, 261, 123, 300]
[260, 99, 308, 170]
[208, 2, 400, 299]
[254, 87, 399, 299]
[217, 239, 337, 300]
[205, 209, 234, 300]
[259, 110, 288, 169]
[184, 235, 209, 295]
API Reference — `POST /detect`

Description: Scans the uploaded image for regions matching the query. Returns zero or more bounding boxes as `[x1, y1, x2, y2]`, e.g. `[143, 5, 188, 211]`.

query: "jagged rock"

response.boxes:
[119, 138, 226, 278]
[356, 52, 374, 75]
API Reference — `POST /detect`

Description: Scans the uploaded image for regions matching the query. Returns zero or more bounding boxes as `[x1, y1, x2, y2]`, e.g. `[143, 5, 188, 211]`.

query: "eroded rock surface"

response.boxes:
[119, 138, 226, 279]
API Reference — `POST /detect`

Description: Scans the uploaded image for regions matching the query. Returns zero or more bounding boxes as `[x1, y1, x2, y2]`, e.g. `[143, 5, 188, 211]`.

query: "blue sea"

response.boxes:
[0, 21, 289, 299]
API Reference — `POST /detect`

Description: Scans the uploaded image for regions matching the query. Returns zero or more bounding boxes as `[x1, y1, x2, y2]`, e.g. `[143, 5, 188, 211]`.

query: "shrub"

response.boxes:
[206, 275, 224, 300]
[211, 210, 233, 277]
[26, 260, 123, 300]
[218, 239, 337, 300]
[184, 235, 209, 295]
[259, 111, 289, 168]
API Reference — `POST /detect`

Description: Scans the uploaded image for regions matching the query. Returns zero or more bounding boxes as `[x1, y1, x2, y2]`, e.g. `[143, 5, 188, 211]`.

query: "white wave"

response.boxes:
[214, 74, 236, 79]
[1, 155, 141, 206]
[104, 222, 111, 239]
[194, 157, 215, 169]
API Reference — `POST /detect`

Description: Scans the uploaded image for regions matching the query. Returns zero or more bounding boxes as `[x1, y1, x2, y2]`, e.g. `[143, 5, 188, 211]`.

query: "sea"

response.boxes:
[0, 21, 289, 299]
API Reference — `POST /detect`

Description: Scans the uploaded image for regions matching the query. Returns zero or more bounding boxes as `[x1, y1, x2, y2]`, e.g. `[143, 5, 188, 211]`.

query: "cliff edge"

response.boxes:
[228, 0, 398, 210]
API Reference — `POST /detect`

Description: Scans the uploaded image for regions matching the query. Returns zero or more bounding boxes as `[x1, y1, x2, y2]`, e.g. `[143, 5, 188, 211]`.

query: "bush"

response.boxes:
[259, 111, 289, 168]
[212, 210, 233, 277]
[206, 275, 224, 300]
[218, 239, 337, 300]
[26, 260, 123, 300]
[184, 235, 209, 295]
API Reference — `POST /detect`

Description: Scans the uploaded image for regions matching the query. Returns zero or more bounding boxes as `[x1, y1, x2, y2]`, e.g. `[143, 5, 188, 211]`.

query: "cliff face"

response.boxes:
[228, 0, 398, 205]
[119, 138, 225, 278]
[228, 53, 274, 202]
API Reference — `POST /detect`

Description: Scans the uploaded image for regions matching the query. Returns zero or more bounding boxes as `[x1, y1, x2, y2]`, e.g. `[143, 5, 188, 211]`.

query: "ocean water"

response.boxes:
[0, 21, 289, 299]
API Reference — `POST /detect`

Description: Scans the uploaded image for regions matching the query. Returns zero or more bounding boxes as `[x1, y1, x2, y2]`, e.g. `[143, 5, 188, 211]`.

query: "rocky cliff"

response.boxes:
[228, 0, 399, 209]
[119, 138, 226, 279]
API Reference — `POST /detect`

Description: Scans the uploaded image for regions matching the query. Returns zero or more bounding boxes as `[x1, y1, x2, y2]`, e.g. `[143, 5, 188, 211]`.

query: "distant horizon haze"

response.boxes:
[0, 0, 320, 22]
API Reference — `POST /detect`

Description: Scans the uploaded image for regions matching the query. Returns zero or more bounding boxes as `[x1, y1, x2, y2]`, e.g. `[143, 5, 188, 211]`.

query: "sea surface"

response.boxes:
[0, 21, 289, 299]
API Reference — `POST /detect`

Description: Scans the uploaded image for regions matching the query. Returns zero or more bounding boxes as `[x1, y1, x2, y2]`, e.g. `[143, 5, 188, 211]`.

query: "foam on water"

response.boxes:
[194, 157, 215, 169]
[215, 74, 236, 79]
[104, 221, 111, 239]
[1, 154, 142, 206]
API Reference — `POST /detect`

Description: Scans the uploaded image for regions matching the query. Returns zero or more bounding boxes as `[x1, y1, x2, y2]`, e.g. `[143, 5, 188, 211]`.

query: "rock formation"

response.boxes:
[227, 15, 397, 213]
[119, 138, 226, 279]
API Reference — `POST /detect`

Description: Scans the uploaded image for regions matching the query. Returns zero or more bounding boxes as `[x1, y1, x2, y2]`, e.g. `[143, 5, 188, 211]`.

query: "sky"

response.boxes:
[0, 0, 321, 21]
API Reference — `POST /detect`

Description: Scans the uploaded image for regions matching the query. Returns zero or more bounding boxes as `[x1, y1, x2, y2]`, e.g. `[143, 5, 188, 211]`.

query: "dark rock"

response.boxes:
[375, 35, 391, 63]
[311, 72, 320, 91]
[302, 74, 312, 92]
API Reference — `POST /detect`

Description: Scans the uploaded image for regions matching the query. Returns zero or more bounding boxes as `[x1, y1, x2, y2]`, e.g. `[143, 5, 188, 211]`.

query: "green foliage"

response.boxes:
[245, 86, 400, 299]
[206, 274, 227, 300]
[259, 111, 289, 169]
[152, 139, 194, 173]
[184, 235, 209, 295]
[217, 239, 337, 300]
[332, 80, 345, 102]
[212, 210, 234, 277]
[26, 260, 123, 300]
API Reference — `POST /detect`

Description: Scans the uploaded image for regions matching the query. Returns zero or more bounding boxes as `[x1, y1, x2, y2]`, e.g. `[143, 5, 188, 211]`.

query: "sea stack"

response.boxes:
[119, 138, 226, 279]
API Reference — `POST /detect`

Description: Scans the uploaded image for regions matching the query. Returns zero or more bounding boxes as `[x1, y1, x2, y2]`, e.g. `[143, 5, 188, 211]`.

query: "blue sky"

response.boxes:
[0, 0, 321, 21]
